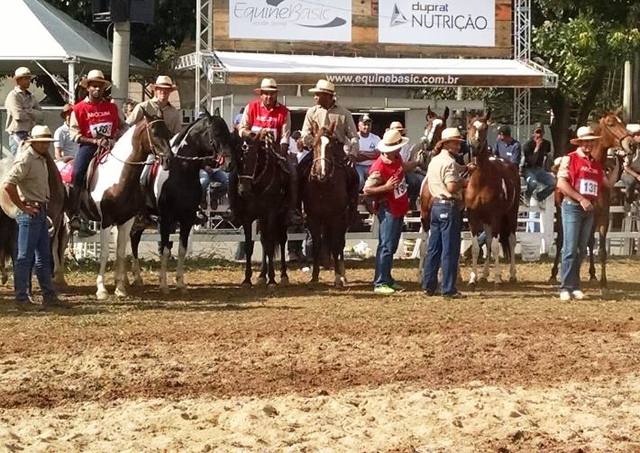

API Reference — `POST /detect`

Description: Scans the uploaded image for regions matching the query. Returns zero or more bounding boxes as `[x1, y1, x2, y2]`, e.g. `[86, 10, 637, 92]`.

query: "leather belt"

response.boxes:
[24, 200, 48, 210]
[433, 197, 461, 204]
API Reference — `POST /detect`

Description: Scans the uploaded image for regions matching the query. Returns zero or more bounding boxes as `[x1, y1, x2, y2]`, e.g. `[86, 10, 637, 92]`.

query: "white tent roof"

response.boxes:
[0, 0, 150, 73]
[213, 51, 558, 88]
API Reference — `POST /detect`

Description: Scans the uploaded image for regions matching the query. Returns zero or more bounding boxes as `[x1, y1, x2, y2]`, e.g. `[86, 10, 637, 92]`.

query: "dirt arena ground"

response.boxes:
[1, 257, 639, 452]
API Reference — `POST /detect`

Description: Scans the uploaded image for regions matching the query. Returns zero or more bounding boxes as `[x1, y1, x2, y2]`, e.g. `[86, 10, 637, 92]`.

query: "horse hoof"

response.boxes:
[132, 277, 144, 287]
[334, 277, 346, 288]
[1, 274, 7, 285]
[280, 276, 290, 286]
[96, 289, 109, 301]
[257, 277, 267, 286]
[241, 280, 252, 288]
[267, 282, 277, 289]
[589, 276, 598, 282]
[509, 276, 517, 283]
[309, 277, 319, 284]
[548, 276, 558, 283]
[478, 277, 488, 284]
[115, 288, 127, 298]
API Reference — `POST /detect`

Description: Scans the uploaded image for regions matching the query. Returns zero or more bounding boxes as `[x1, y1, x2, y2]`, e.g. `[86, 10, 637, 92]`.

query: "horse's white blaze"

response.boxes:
[320, 136, 329, 178]
[427, 119, 443, 143]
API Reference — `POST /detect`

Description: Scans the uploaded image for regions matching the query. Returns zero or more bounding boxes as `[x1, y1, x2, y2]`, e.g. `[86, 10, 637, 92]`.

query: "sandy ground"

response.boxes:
[1, 258, 640, 451]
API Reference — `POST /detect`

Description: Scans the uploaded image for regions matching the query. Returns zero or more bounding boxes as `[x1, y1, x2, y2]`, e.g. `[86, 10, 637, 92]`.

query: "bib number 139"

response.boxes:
[578, 178, 598, 197]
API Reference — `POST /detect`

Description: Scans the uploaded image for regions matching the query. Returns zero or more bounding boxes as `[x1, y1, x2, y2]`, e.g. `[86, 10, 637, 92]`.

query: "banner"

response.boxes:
[378, 0, 496, 47]
[229, 0, 352, 42]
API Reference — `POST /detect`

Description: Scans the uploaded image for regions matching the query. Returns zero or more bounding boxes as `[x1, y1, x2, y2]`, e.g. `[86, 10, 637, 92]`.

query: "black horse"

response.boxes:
[231, 132, 289, 287]
[130, 110, 233, 293]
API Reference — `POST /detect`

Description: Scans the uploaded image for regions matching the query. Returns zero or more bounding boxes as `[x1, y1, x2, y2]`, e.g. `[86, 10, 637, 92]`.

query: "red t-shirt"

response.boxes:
[565, 150, 604, 201]
[369, 156, 409, 218]
[244, 99, 289, 142]
[73, 98, 120, 139]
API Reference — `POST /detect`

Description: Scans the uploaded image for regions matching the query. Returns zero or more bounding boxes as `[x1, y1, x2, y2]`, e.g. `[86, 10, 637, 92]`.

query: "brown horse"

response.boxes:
[549, 112, 633, 289]
[303, 123, 349, 287]
[465, 109, 520, 284]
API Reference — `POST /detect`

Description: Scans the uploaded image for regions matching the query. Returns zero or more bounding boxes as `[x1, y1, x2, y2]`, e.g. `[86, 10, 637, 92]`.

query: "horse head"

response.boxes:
[138, 109, 172, 168]
[466, 108, 492, 161]
[424, 106, 449, 151]
[595, 111, 633, 162]
[236, 133, 268, 197]
[311, 122, 339, 182]
[175, 108, 234, 168]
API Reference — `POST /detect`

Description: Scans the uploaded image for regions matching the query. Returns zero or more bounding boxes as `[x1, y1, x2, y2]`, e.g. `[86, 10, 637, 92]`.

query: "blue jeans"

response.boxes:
[199, 168, 229, 193]
[422, 202, 462, 295]
[355, 164, 371, 191]
[560, 200, 594, 292]
[72, 143, 98, 188]
[8, 131, 29, 156]
[374, 205, 404, 287]
[524, 167, 556, 202]
[14, 209, 56, 301]
[406, 171, 425, 209]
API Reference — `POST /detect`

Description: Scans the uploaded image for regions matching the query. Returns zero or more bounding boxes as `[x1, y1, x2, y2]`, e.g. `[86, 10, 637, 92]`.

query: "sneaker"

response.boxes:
[374, 285, 395, 295]
[559, 290, 571, 301]
[571, 290, 585, 300]
[423, 289, 435, 296]
[443, 292, 465, 299]
[14, 298, 41, 311]
[390, 282, 405, 291]
[43, 296, 72, 309]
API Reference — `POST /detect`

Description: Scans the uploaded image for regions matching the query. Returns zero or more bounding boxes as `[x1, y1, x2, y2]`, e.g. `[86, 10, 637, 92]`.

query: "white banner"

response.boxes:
[378, 0, 496, 47]
[229, 0, 352, 42]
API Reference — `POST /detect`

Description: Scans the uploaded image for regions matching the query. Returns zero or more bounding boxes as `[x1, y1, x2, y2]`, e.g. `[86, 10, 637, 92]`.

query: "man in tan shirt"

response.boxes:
[301, 80, 360, 224]
[4, 67, 43, 155]
[126, 75, 182, 135]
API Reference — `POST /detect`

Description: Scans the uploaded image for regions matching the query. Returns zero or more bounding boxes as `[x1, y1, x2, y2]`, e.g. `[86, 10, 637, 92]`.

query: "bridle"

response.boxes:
[107, 118, 167, 166]
[239, 132, 274, 184]
[311, 134, 336, 181]
[172, 117, 225, 162]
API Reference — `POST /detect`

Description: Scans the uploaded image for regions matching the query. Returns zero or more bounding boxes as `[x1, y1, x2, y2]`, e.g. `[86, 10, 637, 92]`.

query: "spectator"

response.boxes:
[4, 67, 43, 155]
[620, 123, 640, 210]
[522, 123, 556, 204]
[54, 104, 79, 162]
[354, 114, 381, 191]
[495, 125, 522, 168]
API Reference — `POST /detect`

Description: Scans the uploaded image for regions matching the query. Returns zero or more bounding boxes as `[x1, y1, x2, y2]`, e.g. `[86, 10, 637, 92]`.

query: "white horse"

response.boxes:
[83, 116, 172, 300]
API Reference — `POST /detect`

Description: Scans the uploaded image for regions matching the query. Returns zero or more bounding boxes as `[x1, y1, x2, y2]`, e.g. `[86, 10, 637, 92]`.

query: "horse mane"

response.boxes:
[172, 117, 202, 149]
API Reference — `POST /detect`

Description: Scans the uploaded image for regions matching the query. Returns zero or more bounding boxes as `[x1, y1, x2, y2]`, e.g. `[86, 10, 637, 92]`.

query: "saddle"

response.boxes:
[85, 146, 112, 190]
[140, 160, 161, 210]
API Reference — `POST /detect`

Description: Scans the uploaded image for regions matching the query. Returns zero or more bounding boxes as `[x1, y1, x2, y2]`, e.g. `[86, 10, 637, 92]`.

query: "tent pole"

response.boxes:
[68, 61, 75, 103]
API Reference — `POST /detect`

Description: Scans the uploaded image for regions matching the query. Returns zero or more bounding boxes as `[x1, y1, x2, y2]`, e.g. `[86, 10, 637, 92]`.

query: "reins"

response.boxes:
[107, 118, 166, 165]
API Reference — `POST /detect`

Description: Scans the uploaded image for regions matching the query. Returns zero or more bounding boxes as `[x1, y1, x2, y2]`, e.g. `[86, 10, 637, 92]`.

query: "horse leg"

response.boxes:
[257, 244, 268, 286]
[130, 224, 145, 286]
[491, 234, 502, 284]
[331, 224, 347, 288]
[158, 218, 172, 295]
[51, 220, 67, 286]
[588, 229, 597, 281]
[96, 226, 110, 300]
[508, 232, 517, 282]
[175, 221, 192, 293]
[242, 222, 254, 287]
[309, 222, 321, 283]
[550, 206, 563, 282]
[263, 235, 276, 287]
[598, 226, 608, 290]
[481, 226, 493, 282]
[469, 235, 480, 286]
[279, 225, 289, 286]
[114, 219, 134, 298]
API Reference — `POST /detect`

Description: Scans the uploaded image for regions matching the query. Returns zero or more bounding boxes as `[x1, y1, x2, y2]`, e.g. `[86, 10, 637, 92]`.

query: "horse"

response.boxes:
[302, 123, 349, 287]
[129, 110, 233, 294]
[465, 109, 521, 284]
[232, 132, 289, 287]
[549, 112, 633, 289]
[81, 114, 172, 299]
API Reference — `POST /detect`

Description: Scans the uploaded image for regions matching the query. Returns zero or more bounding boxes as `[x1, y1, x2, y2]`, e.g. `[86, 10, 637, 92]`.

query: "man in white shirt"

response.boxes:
[354, 114, 381, 191]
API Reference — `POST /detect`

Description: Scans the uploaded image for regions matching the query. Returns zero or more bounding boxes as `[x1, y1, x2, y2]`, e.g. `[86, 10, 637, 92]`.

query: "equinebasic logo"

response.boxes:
[233, 0, 347, 28]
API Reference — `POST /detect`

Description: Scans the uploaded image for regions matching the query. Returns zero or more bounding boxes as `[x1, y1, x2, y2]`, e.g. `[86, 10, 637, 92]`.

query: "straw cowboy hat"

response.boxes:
[378, 129, 409, 153]
[435, 127, 464, 148]
[570, 125, 601, 145]
[626, 123, 640, 135]
[389, 121, 406, 132]
[359, 114, 372, 124]
[60, 104, 74, 119]
[309, 79, 335, 95]
[253, 78, 278, 93]
[151, 75, 177, 90]
[26, 125, 56, 143]
[13, 67, 35, 80]
[79, 69, 112, 89]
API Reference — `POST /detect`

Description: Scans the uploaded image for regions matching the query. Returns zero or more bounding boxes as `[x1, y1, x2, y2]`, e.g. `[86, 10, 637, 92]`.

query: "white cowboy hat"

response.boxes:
[309, 79, 335, 95]
[570, 125, 601, 145]
[359, 114, 372, 123]
[377, 129, 409, 153]
[80, 69, 112, 89]
[13, 67, 35, 80]
[253, 78, 278, 93]
[26, 125, 56, 143]
[626, 123, 640, 135]
[389, 121, 405, 131]
[152, 75, 176, 90]
[435, 127, 464, 148]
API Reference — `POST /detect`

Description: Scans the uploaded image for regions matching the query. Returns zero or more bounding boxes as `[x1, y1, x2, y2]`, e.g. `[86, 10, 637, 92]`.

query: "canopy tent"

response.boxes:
[206, 51, 558, 89]
[0, 0, 151, 99]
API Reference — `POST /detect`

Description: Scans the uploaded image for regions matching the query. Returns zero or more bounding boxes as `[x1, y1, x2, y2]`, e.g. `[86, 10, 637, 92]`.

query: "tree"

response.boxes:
[532, 0, 640, 155]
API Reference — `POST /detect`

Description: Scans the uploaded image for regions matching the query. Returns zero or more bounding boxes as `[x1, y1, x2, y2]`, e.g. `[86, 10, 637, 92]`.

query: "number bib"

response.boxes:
[89, 122, 113, 138]
[394, 177, 408, 199]
[578, 178, 598, 197]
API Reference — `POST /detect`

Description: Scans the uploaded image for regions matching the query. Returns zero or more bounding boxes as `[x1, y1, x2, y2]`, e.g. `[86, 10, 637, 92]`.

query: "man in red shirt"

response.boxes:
[68, 70, 122, 233]
[236, 78, 300, 224]
[556, 125, 606, 301]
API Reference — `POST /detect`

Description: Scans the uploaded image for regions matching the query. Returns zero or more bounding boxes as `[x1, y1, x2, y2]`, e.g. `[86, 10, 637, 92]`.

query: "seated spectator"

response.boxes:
[522, 123, 556, 204]
[54, 104, 79, 162]
[495, 125, 522, 167]
[621, 123, 640, 210]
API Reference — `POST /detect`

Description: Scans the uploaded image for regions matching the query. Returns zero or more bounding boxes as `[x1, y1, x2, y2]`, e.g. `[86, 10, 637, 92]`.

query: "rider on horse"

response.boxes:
[301, 79, 360, 225]
[68, 70, 123, 235]
[235, 78, 301, 225]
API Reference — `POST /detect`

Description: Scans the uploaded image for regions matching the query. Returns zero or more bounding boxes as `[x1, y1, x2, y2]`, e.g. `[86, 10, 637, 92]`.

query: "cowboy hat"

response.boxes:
[389, 121, 405, 131]
[151, 75, 177, 90]
[253, 78, 278, 93]
[26, 125, 56, 143]
[626, 123, 640, 135]
[377, 129, 409, 153]
[570, 125, 601, 145]
[359, 114, 372, 124]
[60, 104, 74, 119]
[79, 69, 112, 89]
[309, 79, 335, 95]
[435, 127, 464, 148]
[13, 67, 35, 80]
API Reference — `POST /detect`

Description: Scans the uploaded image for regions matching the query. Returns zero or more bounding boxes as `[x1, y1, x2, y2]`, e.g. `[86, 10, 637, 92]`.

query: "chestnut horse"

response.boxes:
[303, 123, 349, 287]
[549, 112, 633, 289]
[466, 109, 520, 284]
